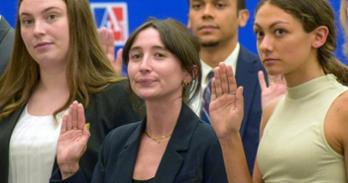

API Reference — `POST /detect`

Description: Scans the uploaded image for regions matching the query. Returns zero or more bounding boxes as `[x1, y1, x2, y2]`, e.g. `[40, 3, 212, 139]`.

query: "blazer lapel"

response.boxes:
[0, 105, 25, 183]
[155, 104, 199, 183]
[235, 46, 260, 136]
[114, 123, 144, 183]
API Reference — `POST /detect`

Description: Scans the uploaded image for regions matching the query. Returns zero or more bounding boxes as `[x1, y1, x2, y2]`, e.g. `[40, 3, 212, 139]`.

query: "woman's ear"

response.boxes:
[311, 26, 329, 48]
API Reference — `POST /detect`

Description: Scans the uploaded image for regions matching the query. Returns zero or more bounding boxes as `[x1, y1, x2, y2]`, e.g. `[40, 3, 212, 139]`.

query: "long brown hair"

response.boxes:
[257, 0, 348, 85]
[0, 0, 119, 119]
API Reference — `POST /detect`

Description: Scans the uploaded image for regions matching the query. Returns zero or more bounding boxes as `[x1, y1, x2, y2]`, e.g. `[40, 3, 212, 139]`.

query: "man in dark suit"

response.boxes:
[0, 15, 14, 74]
[188, 0, 264, 173]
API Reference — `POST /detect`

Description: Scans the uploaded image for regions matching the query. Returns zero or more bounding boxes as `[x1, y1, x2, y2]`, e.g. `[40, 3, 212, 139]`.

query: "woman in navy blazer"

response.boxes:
[52, 19, 228, 183]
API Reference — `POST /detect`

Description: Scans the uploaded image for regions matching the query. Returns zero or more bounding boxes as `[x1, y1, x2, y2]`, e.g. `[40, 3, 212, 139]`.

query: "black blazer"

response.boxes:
[53, 104, 228, 183]
[0, 16, 14, 74]
[235, 46, 265, 172]
[0, 80, 144, 183]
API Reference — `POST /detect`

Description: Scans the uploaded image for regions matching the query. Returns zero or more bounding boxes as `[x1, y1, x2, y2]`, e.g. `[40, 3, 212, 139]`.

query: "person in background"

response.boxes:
[210, 0, 348, 182]
[0, 0, 142, 182]
[52, 18, 228, 183]
[0, 15, 15, 74]
[187, 0, 265, 172]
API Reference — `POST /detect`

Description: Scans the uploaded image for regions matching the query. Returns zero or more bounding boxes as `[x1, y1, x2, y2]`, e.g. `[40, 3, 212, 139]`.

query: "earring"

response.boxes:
[182, 80, 190, 87]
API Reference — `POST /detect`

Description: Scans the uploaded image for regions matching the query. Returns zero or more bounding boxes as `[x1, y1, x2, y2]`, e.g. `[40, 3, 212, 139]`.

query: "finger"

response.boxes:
[236, 86, 244, 115]
[61, 115, 68, 134]
[106, 28, 114, 47]
[97, 27, 108, 51]
[213, 67, 223, 97]
[114, 48, 123, 76]
[211, 78, 217, 100]
[218, 63, 229, 95]
[66, 106, 73, 131]
[71, 101, 78, 129]
[258, 70, 267, 90]
[77, 103, 86, 130]
[226, 64, 237, 93]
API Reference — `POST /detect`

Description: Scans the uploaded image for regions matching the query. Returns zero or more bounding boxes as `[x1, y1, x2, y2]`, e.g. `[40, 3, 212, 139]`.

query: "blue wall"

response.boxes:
[1, 0, 346, 64]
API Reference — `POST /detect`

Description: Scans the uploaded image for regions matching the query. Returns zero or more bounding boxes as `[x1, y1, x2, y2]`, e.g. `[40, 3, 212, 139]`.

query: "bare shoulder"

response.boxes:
[260, 95, 284, 137]
[325, 91, 348, 155]
[331, 91, 348, 119]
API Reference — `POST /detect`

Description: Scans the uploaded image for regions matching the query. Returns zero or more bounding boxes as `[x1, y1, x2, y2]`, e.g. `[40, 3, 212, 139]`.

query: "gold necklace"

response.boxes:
[144, 131, 172, 144]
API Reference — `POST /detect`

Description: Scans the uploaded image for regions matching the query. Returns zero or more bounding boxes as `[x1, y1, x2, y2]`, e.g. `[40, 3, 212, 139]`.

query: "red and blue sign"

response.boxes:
[90, 2, 128, 46]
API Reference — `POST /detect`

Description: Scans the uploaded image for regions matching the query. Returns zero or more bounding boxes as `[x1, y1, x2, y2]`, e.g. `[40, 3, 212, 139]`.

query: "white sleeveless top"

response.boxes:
[257, 74, 348, 182]
[9, 106, 65, 183]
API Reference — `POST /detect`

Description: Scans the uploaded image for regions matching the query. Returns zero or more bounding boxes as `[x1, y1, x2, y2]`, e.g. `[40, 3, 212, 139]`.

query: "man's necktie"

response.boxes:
[200, 71, 214, 123]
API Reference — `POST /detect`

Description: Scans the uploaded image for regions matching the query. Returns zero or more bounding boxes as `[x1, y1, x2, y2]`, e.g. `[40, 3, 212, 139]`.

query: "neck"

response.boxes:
[145, 98, 182, 137]
[285, 57, 325, 87]
[38, 65, 69, 93]
[200, 37, 238, 68]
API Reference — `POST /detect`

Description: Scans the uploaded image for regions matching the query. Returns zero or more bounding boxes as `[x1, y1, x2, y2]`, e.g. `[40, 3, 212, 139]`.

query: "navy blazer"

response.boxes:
[54, 104, 228, 183]
[0, 80, 144, 183]
[235, 46, 264, 172]
[0, 16, 14, 74]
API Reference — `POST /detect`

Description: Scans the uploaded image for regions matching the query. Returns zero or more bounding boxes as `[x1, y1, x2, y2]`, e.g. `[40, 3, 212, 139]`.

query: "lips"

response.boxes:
[135, 78, 156, 86]
[34, 42, 53, 49]
[262, 58, 280, 66]
[198, 25, 219, 32]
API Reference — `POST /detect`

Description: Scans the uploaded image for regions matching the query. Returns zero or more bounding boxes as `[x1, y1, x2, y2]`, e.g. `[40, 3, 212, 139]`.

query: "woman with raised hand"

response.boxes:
[0, 0, 142, 182]
[53, 18, 228, 183]
[210, 0, 348, 182]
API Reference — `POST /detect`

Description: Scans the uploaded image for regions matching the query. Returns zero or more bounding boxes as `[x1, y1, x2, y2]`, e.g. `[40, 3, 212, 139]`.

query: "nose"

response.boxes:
[33, 20, 45, 37]
[202, 4, 214, 20]
[258, 34, 273, 56]
[139, 54, 152, 73]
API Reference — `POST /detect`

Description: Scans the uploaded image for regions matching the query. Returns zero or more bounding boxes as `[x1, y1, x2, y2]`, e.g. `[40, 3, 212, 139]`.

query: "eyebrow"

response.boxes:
[129, 45, 167, 52]
[20, 7, 62, 16]
[254, 20, 290, 29]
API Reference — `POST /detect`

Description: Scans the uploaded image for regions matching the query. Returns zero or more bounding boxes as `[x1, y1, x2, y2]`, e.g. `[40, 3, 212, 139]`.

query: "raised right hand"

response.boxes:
[57, 101, 90, 179]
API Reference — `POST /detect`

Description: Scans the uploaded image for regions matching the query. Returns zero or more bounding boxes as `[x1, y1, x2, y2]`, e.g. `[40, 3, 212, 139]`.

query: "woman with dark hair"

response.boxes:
[53, 18, 228, 183]
[210, 0, 348, 182]
[0, 0, 142, 182]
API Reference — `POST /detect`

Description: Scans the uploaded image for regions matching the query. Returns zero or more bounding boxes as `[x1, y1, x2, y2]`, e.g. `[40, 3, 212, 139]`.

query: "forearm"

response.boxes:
[218, 133, 253, 183]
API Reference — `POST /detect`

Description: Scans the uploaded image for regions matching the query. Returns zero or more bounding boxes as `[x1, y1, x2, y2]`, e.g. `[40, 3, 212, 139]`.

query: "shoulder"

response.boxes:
[325, 91, 348, 154]
[239, 46, 260, 62]
[103, 121, 141, 146]
[191, 122, 221, 147]
[98, 79, 130, 96]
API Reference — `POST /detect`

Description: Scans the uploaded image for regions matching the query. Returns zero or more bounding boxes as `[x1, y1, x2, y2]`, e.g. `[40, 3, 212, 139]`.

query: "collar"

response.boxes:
[200, 43, 240, 89]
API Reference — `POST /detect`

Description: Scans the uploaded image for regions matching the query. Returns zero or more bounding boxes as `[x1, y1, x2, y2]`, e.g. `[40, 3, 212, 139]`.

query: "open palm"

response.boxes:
[57, 101, 90, 177]
[209, 63, 244, 139]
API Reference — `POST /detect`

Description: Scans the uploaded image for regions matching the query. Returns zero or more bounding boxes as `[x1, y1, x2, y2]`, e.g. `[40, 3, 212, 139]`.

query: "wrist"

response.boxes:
[59, 163, 79, 180]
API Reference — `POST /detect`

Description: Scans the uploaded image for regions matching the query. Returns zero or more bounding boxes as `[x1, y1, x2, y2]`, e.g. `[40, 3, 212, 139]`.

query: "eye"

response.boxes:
[191, 2, 202, 10]
[274, 29, 287, 37]
[21, 18, 34, 27]
[129, 52, 142, 62]
[215, 2, 227, 9]
[254, 30, 265, 41]
[46, 14, 57, 22]
[154, 52, 166, 59]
